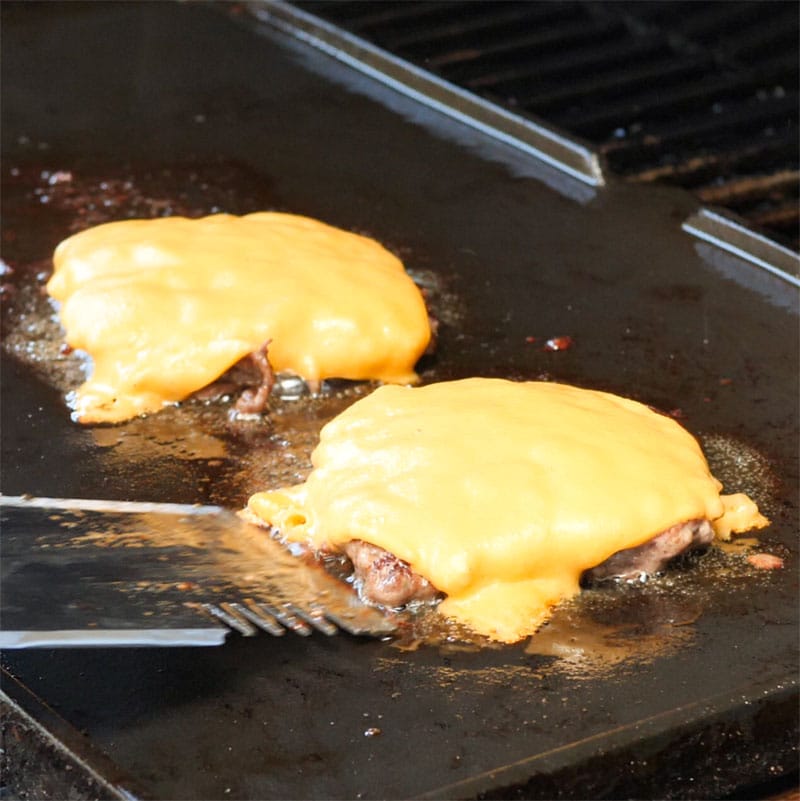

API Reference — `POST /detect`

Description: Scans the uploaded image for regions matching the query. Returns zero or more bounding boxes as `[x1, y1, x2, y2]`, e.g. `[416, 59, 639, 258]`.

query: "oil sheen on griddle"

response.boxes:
[1, 158, 784, 664]
[1, 159, 449, 507]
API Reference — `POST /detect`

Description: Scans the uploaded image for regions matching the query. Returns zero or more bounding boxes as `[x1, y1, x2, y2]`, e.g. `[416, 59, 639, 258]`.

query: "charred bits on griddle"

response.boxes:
[524, 335, 575, 351]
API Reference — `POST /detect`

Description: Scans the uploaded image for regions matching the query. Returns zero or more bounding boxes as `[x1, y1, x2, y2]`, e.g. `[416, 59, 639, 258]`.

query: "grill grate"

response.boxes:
[296, 0, 799, 251]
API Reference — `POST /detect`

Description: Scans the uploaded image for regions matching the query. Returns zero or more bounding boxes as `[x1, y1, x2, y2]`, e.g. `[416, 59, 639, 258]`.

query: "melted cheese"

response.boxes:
[47, 213, 431, 423]
[247, 378, 769, 643]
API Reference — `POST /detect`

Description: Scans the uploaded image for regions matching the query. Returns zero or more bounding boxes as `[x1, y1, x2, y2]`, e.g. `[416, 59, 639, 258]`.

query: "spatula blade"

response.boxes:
[0, 495, 397, 647]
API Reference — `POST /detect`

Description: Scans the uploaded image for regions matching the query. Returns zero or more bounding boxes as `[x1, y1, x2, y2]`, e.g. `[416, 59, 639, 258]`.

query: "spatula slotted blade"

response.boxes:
[0, 495, 396, 647]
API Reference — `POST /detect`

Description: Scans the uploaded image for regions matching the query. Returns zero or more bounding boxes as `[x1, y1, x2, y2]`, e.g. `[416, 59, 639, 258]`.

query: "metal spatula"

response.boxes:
[0, 495, 397, 648]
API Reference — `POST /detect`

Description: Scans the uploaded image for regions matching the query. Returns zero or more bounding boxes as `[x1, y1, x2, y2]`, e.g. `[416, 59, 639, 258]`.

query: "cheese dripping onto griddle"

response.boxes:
[47, 213, 431, 423]
[247, 378, 769, 643]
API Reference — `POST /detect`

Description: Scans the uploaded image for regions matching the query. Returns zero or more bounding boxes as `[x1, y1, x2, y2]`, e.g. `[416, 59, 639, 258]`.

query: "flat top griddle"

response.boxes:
[1, 3, 798, 799]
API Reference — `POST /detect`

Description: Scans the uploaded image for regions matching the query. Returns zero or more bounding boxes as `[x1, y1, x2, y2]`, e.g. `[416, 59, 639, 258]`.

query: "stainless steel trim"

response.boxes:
[247, 1, 605, 187]
[0, 629, 227, 648]
[0, 494, 222, 516]
[683, 208, 800, 287]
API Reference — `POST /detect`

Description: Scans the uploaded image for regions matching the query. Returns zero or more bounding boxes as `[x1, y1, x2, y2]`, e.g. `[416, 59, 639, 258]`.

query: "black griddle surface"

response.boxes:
[1, 2, 798, 799]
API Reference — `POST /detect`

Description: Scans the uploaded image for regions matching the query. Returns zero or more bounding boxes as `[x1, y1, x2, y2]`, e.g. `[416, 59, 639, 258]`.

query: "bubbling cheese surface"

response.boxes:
[247, 378, 769, 643]
[47, 213, 431, 423]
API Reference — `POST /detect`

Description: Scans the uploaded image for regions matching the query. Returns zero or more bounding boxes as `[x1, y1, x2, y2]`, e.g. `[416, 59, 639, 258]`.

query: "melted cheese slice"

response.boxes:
[47, 213, 431, 423]
[247, 378, 769, 643]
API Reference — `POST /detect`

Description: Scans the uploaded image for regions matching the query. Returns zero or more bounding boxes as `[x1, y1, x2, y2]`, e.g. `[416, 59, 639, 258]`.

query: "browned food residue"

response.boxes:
[747, 553, 784, 570]
[542, 335, 574, 352]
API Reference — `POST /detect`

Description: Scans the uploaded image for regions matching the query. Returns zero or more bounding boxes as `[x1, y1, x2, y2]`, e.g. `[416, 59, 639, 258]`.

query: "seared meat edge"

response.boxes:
[342, 540, 441, 608]
[190, 340, 278, 415]
[189, 304, 438, 415]
[344, 518, 715, 609]
[581, 518, 714, 585]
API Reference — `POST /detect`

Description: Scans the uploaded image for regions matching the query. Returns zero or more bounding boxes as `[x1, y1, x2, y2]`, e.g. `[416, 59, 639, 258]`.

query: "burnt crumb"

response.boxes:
[543, 335, 574, 352]
[0, 282, 16, 302]
[3, 157, 280, 243]
[522, 335, 574, 352]
[747, 552, 784, 570]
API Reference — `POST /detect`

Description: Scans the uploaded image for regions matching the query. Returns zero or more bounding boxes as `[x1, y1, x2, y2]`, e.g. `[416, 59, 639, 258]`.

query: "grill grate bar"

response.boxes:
[744, 200, 800, 233]
[313, 0, 503, 44]
[659, 2, 790, 48]
[612, 1, 799, 73]
[723, 19, 800, 66]
[626, 130, 798, 186]
[601, 94, 798, 165]
[298, 0, 451, 31]
[553, 66, 795, 141]
[691, 174, 799, 246]
[358, 4, 557, 54]
[433, 18, 627, 83]
[292, 0, 799, 250]
[459, 32, 663, 92]
[695, 169, 800, 206]
[748, 52, 799, 89]
[614, 1, 765, 42]
[512, 55, 711, 118]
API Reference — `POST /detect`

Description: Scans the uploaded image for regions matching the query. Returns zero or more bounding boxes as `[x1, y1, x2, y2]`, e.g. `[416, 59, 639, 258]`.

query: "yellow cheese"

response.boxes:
[247, 378, 769, 643]
[47, 213, 431, 423]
